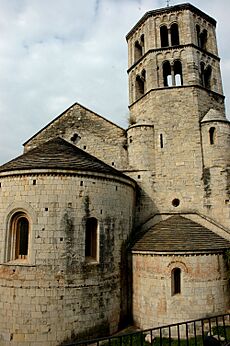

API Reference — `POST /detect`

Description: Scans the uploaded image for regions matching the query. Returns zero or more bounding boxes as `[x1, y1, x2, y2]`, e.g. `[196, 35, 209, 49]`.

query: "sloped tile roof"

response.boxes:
[132, 215, 230, 252]
[0, 137, 128, 179]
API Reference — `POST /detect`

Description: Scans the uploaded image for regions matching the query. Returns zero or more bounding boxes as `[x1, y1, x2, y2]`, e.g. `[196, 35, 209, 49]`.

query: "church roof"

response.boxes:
[0, 137, 131, 180]
[126, 3, 216, 40]
[23, 102, 125, 147]
[201, 108, 229, 123]
[132, 215, 230, 253]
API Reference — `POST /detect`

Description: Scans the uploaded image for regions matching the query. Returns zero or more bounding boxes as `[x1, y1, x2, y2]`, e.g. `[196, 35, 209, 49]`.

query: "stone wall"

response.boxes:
[24, 103, 128, 171]
[0, 170, 135, 345]
[132, 252, 230, 329]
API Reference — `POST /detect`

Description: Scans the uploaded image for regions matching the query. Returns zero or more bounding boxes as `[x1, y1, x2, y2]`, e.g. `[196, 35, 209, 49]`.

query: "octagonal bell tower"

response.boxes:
[126, 3, 230, 227]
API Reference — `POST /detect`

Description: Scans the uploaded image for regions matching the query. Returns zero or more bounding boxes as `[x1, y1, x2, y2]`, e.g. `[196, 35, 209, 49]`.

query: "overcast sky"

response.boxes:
[0, 0, 229, 164]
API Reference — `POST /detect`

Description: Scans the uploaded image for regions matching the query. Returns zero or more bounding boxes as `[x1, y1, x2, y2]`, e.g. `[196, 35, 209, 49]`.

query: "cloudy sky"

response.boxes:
[0, 0, 229, 164]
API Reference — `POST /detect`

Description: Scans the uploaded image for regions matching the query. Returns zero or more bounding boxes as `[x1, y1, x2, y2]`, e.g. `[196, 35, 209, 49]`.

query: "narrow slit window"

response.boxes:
[160, 134, 164, 148]
[140, 34, 145, 54]
[85, 217, 98, 261]
[172, 268, 181, 295]
[196, 25, 201, 47]
[209, 127, 216, 145]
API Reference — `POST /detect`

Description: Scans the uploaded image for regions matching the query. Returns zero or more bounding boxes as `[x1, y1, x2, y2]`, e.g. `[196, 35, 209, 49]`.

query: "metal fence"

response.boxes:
[65, 313, 230, 346]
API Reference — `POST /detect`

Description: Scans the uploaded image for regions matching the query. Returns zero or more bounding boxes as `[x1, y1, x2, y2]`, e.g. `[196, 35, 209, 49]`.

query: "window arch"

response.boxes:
[163, 61, 172, 87]
[204, 65, 212, 89]
[160, 25, 169, 47]
[85, 217, 98, 261]
[196, 25, 201, 46]
[200, 63, 212, 89]
[171, 23, 180, 46]
[135, 69, 146, 99]
[140, 34, 145, 51]
[172, 267, 181, 295]
[174, 60, 183, 86]
[209, 127, 216, 145]
[134, 41, 143, 62]
[200, 29, 207, 50]
[196, 25, 208, 50]
[8, 212, 30, 261]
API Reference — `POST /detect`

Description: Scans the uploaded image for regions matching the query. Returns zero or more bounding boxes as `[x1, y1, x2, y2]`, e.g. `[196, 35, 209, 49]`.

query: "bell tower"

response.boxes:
[126, 3, 230, 227]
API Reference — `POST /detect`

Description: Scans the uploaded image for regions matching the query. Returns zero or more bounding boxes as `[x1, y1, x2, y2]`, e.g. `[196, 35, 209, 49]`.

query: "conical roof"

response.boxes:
[132, 215, 230, 253]
[201, 109, 229, 123]
[0, 137, 129, 179]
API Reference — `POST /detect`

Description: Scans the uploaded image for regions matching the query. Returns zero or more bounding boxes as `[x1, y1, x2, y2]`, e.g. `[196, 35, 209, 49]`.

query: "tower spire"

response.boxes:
[166, 0, 170, 7]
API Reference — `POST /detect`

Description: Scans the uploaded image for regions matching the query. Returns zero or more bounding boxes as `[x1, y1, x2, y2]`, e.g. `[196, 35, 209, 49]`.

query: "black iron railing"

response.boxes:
[65, 313, 230, 346]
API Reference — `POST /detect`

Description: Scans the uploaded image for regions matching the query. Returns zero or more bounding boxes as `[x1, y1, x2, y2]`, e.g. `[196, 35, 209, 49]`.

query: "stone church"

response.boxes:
[0, 2, 229, 345]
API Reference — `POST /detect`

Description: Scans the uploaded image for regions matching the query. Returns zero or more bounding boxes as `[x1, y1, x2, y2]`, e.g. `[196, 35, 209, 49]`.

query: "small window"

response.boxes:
[136, 69, 146, 99]
[70, 133, 81, 144]
[134, 41, 143, 62]
[174, 60, 183, 86]
[160, 25, 169, 47]
[171, 23, 180, 46]
[140, 34, 145, 52]
[85, 217, 98, 261]
[204, 65, 212, 89]
[200, 29, 207, 50]
[196, 26, 208, 50]
[209, 127, 216, 145]
[196, 25, 201, 46]
[172, 267, 181, 295]
[163, 61, 172, 87]
[160, 134, 164, 148]
[8, 212, 30, 261]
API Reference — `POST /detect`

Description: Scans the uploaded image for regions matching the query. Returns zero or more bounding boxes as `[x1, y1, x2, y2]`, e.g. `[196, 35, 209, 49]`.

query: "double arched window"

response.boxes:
[160, 23, 180, 48]
[7, 212, 30, 261]
[163, 60, 183, 87]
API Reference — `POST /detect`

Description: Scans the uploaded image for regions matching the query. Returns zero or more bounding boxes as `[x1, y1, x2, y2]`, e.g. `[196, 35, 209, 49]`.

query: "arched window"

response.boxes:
[160, 25, 169, 47]
[171, 23, 180, 46]
[85, 217, 98, 261]
[8, 212, 29, 261]
[163, 61, 172, 87]
[200, 62, 205, 86]
[140, 34, 145, 53]
[209, 127, 216, 145]
[174, 60, 183, 86]
[200, 29, 207, 50]
[134, 41, 143, 62]
[172, 267, 181, 295]
[136, 69, 146, 99]
[196, 26, 208, 50]
[204, 65, 212, 89]
[196, 25, 201, 47]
